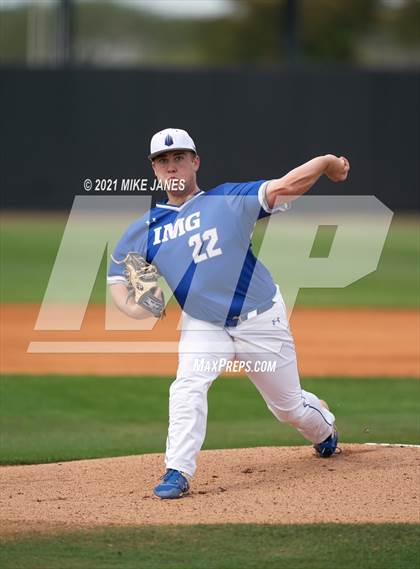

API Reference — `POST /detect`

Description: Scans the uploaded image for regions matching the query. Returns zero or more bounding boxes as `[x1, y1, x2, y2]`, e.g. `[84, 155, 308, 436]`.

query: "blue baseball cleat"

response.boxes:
[314, 426, 339, 458]
[154, 469, 190, 499]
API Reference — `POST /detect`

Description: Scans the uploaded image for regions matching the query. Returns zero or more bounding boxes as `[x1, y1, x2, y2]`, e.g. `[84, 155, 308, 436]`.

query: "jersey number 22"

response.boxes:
[188, 228, 223, 263]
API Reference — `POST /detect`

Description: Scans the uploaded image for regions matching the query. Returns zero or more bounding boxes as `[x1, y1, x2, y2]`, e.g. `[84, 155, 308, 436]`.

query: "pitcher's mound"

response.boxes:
[1, 445, 419, 537]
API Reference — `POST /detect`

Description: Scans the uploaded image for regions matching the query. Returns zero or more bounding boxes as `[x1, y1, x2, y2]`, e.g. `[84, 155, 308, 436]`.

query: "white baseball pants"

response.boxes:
[165, 298, 335, 477]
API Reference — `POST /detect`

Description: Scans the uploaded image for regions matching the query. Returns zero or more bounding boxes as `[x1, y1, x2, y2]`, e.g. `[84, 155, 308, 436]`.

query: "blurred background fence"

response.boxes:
[1, 67, 419, 210]
[1, 0, 419, 211]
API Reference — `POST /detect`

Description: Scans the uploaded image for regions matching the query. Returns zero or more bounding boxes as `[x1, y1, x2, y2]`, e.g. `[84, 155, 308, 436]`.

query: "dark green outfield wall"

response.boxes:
[1, 68, 419, 211]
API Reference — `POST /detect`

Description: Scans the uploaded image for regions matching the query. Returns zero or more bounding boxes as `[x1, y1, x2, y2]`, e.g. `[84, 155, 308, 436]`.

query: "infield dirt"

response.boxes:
[2, 304, 419, 377]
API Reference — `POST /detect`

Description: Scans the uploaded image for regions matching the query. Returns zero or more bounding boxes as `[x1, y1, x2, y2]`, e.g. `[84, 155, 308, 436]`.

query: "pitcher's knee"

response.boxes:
[269, 400, 306, 426]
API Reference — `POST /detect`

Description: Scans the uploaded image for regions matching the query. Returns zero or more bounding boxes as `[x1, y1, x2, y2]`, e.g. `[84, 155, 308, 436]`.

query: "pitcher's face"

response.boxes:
[151, 150, 200, 197]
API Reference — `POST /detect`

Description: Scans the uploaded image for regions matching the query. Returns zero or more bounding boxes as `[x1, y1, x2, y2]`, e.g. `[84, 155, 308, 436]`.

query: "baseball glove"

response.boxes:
[111, 252, 165, 318]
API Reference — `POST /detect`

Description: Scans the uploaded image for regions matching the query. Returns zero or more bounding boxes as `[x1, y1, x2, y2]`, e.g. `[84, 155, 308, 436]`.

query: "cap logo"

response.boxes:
[164, 134, 174, 146]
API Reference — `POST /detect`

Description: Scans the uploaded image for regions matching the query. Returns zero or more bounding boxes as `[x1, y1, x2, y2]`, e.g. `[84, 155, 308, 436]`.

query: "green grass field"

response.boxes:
[1, 524, 419, 569]
[1, 214, 418, 306]
[1, 375, 418, 464]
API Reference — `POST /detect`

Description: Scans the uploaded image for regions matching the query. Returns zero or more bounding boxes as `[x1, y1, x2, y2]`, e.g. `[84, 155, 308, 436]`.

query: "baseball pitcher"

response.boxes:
[108, 128, 350, 499]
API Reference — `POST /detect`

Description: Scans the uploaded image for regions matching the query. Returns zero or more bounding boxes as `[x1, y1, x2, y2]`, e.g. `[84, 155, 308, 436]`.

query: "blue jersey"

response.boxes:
[108, 181, 288, 325]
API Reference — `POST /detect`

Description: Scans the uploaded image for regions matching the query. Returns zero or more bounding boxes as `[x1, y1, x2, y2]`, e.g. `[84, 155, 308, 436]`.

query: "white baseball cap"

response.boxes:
[148, 128, 197, 160]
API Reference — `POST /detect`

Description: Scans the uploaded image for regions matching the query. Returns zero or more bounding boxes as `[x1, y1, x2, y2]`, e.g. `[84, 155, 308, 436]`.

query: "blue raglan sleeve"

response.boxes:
[107, 218, 148, 286]
[220, 180, 290, 221]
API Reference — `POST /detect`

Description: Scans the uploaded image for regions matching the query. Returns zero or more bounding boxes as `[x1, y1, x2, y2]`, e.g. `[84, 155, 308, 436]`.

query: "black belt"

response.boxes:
[225, 300, 275, 328]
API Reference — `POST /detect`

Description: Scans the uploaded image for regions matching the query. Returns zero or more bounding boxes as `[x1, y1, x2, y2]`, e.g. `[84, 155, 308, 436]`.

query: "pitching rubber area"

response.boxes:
[1, 444, 419, 538]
